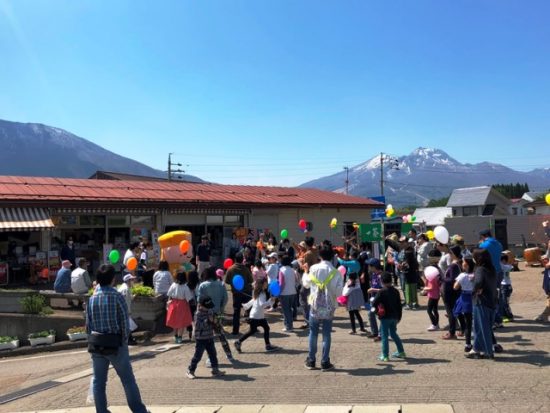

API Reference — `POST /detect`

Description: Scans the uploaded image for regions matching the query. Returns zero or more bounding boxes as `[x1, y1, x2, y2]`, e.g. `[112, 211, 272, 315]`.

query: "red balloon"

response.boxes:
[223, 258, 234, 270]
[40, 268, 49, 278]
[298, 219, 307, 230]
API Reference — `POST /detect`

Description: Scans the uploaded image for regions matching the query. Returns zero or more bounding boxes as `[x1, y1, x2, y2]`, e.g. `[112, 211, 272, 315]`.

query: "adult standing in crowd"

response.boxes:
[441, 246, 463, 340]
[60, 236, 76, 268]
[478, 229, 503, 327]
[467, 248, 498, 359]
[86, 264, 149, 413]
[196, 235, 212, 275]
[302, 246, 343, 371]
[123, 242, 141, 275]
[225, 252, 253, 335]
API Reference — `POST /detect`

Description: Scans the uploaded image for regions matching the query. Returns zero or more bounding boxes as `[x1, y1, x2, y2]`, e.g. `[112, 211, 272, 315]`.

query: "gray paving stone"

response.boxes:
[402, 404, 454, 413]
[352, 405, 400, 413]
[304, 406, 352, 413]
[260, 405, 307, 413]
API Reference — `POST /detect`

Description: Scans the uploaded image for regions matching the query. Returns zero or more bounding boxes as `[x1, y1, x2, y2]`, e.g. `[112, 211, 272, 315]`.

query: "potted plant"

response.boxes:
[66, 326, 87, 342]
[0, 335, 19, 351]
[28, 329, 56, 346]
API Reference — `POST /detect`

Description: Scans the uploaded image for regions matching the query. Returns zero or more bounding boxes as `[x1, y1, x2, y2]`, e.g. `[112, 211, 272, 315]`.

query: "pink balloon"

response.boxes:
[338, 265, 347, 277]
[336, 295, 348, 306]
[402, 215, 409, 223]
[424, 266, 440, 281]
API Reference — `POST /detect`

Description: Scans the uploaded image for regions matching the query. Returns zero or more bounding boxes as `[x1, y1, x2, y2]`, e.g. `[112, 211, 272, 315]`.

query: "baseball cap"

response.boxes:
[61, 260, 72, 268]
[123, 274, 136, 282]
[366, 258, 382, 269]
[479, 229, 491, 237]
[268, 252, 278, 259]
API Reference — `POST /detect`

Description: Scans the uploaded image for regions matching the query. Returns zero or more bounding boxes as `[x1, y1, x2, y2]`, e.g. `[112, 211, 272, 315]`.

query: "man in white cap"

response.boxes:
[54, 260, 73, 293]
[119, 273, 138, 345]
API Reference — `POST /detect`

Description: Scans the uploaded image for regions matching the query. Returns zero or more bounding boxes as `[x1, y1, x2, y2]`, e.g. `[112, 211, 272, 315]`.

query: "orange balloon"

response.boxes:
[127, 257, 138, 271]
[40, 268, 49, 278]
[179, 240, 190, 254]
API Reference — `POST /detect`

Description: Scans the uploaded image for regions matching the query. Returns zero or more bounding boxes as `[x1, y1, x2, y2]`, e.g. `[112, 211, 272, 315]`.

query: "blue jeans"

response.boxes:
[91, 344, 147, 413]
[308, 316, 333, 364]
[473, 304, 495, 356]
[189, 338, 218, 372]
[499, 285, 513, 319]
[281, 294, 296, 330]
[379, 318, 404, 358]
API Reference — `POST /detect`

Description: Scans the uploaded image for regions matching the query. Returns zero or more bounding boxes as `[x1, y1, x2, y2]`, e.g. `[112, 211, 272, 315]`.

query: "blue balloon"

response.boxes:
[268, 280, 281, 297]
[232, 274, 244, 291]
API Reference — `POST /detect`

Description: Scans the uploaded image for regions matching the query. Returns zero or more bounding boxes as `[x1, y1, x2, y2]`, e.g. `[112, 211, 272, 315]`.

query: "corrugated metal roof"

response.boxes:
[0, 175, 381, 207]
[447, 186, 492, 207]
[412, 207, 453, 227]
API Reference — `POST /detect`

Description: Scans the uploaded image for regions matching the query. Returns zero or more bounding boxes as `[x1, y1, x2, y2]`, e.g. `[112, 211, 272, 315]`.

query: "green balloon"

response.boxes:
[411, 216, 417, 222]
[280, 229, 288, 239]
[109, 249, 120, 264]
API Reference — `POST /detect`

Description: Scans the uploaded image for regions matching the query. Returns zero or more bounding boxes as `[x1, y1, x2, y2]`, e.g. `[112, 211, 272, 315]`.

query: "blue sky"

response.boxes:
[1, 0, 549, 186]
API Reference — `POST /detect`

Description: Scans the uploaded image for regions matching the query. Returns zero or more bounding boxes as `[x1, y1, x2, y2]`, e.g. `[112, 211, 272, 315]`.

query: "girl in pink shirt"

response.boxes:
[423, 271, 441, 331]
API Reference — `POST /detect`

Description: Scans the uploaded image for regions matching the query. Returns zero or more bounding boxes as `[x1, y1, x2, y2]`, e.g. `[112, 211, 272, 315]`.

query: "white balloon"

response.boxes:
[386, 204, 393, 211]
[434, 226, 449, 245]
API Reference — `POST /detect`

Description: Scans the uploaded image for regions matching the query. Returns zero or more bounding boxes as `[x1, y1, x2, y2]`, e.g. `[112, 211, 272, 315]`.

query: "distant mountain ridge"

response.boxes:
[300, 147, 550, 206]
[0, 119, 203, 182]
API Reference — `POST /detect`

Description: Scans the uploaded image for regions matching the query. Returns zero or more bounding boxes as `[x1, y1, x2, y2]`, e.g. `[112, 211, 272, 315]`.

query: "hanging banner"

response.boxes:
[359, 223, 383, 242]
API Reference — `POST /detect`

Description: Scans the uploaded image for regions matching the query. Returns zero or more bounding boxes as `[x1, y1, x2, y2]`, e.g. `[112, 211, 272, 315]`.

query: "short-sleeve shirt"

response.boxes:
[455, 272, 474, 292]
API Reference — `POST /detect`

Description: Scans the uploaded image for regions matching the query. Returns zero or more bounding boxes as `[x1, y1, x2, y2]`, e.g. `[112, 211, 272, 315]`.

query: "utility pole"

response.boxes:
[167, 153, 185, 182]
[343, 166, 349, 195]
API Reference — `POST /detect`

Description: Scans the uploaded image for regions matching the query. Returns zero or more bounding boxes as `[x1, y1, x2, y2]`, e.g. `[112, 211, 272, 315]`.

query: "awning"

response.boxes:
[0, 207, 55, 231]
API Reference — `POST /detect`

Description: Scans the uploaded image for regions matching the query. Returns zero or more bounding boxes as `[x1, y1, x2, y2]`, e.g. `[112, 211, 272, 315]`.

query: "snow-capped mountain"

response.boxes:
[0, 119, 203, 182]
[300, 147, 550, 206]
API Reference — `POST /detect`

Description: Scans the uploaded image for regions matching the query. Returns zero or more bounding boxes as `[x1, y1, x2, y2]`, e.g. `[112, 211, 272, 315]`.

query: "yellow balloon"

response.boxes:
[546, 193, 550, 206]
[426, 230, 435, 240]
[330, 218, 337, 228]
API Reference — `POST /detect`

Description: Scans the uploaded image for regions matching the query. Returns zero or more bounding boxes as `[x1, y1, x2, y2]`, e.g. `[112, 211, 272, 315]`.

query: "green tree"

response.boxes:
[427, 197, 450, 207]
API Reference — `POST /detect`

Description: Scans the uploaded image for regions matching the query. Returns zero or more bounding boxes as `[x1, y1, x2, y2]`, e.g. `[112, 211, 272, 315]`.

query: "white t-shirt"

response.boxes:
[167, 282, 194, 301]
[455, 272, 474, 292]
[123, 249, 135, 266]
[501, 264, 513, 286]
[242, 292, 270, 319]
[279, 265, 297, 296]
[71, 268, 91, 294]
[266, 263, 279, 283]
[153, 270, 173, 295]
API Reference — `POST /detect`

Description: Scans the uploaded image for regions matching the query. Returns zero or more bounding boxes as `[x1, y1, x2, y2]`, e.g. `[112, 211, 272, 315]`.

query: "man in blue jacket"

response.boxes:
[53, 260, 72, 293]
[479, 229, 504, 327]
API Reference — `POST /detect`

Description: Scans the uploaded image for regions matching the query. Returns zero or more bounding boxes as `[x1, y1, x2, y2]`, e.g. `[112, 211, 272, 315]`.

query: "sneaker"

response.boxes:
[456, 331, 465, 337]
[493, 344, 504, 353]
[465, 350, 483, 359]
[211, 369, 226, 377]
[233, 340, 242, 353]
[391, 351, 406, 358]
[265, 345, 279, 352]
[366, 333, 377, 338]
[403, 305, 411, 310]
[464, 344, 473, 353]
[360, 328, 367, 333]
[427, 325, 439, 331]
[299, 324, 309, 329]
[186, 370, 196, 379]
[349, 330, 357, 335]
[502, 317, 510, 323]
[205, 359, 212, 368]
[321, 362, 335, 371]
[304, 358, 316, 370]
[378, 355, 389, 362]
[442, 333, 456, 340]
[373, 336, 381, 342]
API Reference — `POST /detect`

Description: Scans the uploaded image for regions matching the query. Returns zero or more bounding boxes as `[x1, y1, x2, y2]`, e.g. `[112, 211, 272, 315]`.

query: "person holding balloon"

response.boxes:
[233, 277, 280, 353]
[279, 254, 298, 332]
[123, 242, 141, 276]
[422, 266, 441, 331]
[342, 272, 366, 334]
[225, 252, 254, 336]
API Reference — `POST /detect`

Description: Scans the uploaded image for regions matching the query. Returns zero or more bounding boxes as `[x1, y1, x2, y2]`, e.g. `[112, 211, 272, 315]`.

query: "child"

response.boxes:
[372, 272, 405, 361]
[402, 247, 419, 310]
[187, 296, 226, 379]
[500, 254, 514, 322]
[422, 267, 441, 331]
[342, 272, 366, 334]
[453, 256, 474, 352]
[166, 271, 194, 343]
[186, 270, 200, 340]
[234, 278, 279, 353]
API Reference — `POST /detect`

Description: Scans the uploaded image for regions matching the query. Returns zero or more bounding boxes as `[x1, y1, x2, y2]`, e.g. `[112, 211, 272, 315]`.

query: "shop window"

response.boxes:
[207, 215, 223, 225]
[131, 216, 154, 226]
[463, 206, 478, 217]
[79, 215, 106, 227]
[55, 215, 78, 226]
[108, 216, 130, 227]
[224, 215, 243, 225]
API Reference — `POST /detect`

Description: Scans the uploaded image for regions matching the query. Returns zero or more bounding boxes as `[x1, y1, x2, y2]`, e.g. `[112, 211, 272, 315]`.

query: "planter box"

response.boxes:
[132, 295, 165, 322]
[0, 289, 36, 313]
[0, 339, 19, 351]
[67, 332, 87, 342]
[29, 335, 55, 346]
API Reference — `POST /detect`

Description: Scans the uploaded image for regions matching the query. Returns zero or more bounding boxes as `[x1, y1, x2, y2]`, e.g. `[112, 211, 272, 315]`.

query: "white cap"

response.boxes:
[268, 252, 278, 259]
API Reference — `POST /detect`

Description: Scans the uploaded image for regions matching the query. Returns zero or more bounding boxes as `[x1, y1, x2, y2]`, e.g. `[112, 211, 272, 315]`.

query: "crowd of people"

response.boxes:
[80, 227, 550, 413]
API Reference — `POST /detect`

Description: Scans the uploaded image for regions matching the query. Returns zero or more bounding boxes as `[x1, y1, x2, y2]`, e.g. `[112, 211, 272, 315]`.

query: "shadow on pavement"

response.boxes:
[345, 365, 414, 376]
[244, 348, 307, 356]
[401, 338, 437, 345]
[227, 360, 270, 370]
[496, 349, 550, 367]
[495, 334, 532, 345]
[404, 357, 451, 365]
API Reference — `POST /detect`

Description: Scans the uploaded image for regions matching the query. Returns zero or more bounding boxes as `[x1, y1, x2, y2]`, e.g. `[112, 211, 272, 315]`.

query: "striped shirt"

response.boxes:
[86, 285, 129, 340]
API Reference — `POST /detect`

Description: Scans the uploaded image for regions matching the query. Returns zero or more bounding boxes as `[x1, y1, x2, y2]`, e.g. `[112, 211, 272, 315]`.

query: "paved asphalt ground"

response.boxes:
[1, 264, 548, 413]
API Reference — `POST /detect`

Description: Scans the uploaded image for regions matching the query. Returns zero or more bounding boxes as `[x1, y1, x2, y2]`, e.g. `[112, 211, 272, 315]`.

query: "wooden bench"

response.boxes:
[39, 290, 89, 309]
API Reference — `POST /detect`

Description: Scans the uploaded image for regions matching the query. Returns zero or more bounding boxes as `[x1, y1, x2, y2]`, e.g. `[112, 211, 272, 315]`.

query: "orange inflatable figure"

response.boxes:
[158, 230, 194, 278]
